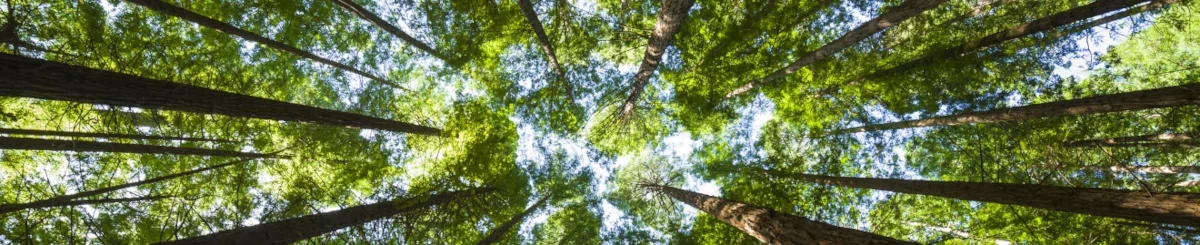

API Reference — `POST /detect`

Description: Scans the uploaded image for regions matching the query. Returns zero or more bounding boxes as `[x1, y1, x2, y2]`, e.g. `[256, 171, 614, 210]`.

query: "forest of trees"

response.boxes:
[1, 0, 1198, 244]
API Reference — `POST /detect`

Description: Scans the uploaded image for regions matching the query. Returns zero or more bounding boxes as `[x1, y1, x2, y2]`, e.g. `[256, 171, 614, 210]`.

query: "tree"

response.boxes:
[764, 170, 1200, 227]
[641, 183, 916, 244]
[156, 187, 496, 245]
[326, 0, 459, 67]
[904, 221, 1013, 245]
[0, 158, 261, 214]
[1067, 132, 1197, 149]
[0, 137, 278, 158]
[724, 0, 949, 98]
[856, 0, 1175, 83]
[516, 0, 565, 78]
[476, 193, 553, 244]
[829, 83, 1200, 134]
[0, 128, 229, 143]
[121, 0, 403, 89]
[1077, 165, 1200, 175]
[0, 53, 441, 135]
[617, 0, 695, 121]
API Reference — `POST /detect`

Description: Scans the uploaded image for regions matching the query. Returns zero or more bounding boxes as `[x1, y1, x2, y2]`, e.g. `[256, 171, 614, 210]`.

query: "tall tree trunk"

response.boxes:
[0, 137, 278, 158]
[325, 0, 459, 67]
[1078, 165, 1200, 175]
[766, 170, 1200, 227]
[724, 0, 948, 98]
[476, 194, 553, 245]
[1067, 132, 1196, 148]
[828, 83, 1200, 134]
[617, 0, 696, 121]
[0, 54, 441, 136]
[155, 187, 496, 245]
[121, 0, 403, 90]
[858, 0, 1172, 83]
[515, 0, 573, 100]
[644, 184, 916, 244]
[0, 128, 230, 143]
[0, 158, 257, 214]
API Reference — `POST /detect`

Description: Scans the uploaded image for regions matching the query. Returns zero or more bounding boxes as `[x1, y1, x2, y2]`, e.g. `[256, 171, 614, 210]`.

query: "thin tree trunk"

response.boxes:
[476, 194, 553, 245]
[0, 137, 279, 158]
[724, 0, 948, 98]
[121, 0, 403, 90]
[766, 170, 1200, 227]
[644, 184, 916, 244]
[326, 0, 459, 67]
[515, 0, 573, 100]
[858, 0, 1171, 83]
[1067, 132, 1196, 148]
[0, 54, 441, 136]
[0, 128, 230, 143]
[828, 83, 1200, 134]
[617, 0, 696, 121]
[1079, 165, 1200, 175]
[154, 187, 496, 245]
[0, 158, 257, 214]
[1174, 180, 1200, 188]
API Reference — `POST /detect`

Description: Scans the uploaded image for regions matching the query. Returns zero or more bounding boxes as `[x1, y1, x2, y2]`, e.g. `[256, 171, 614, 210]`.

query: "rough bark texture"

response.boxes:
[860, 0, 1170, 82]
[476, 194, 553, 245]
[0, 158, 254, 214]
[1079, 165, 1200, 175]
[121, 0, 402, 89]
[649, 184, 916, 245]
[0, 128, 229, 142]
[725, 0, 948, 98]
[155, 187, 496, 245]
[830, 83, 1200, 134]
[1067, 132, 1196, 148]
[0, 137, 278, 158]
[772, 171, 1200, 227]
[618, 0, 696, 121]
[326, 0, 458, 67]
[0, 54, 441, 135]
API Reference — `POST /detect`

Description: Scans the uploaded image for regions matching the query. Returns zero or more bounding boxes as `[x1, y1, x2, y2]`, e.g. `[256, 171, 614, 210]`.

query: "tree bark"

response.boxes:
[1066, 132, 1196, 148]
[0, 137, 279, 158]
[645, 184, 916, 244]
[858, 0, 1171, 83]
[0, 128, 230, 143]
[0, 158, 256, 214]
[828, 83, 1200, 134]
[0, 54, 441, 136]
[325, 0, 459, 67]
[121, 0, 403, 90]
[724, 0, 948, 98]
[617, 0, 696, 121]
[515, 0, 573, 100]
[767, 170, 1200, 227]
[476, 194, 553, 245]
[154, 187, 496, 245]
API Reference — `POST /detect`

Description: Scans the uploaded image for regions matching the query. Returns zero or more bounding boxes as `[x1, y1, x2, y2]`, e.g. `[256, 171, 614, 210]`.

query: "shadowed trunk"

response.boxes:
[859, 0, 1172, 82]
[1067, 132, 1197, 149]
[0, 158, 258, 214]
[326, 0, 459, 67]
[121, 0, 402, 89]
[828, 83, 1200, 134]
[476, 194, 554, 245]
[155, 187, 497, 245]
[0, 54, 441, 135]
[645, 184, 916, 244]
[0, 137, 278, 158]
[0, 128, 230, 143]
[725, 0, 948, 98]
[618, 0, 696, 121]
[767, 170, 1200, 227]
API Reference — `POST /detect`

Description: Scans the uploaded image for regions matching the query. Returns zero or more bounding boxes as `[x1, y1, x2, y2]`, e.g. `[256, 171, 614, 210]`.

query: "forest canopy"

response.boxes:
[2, 0, 1199, 244]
